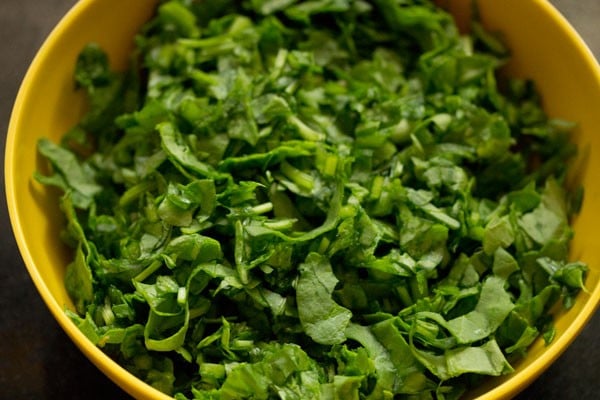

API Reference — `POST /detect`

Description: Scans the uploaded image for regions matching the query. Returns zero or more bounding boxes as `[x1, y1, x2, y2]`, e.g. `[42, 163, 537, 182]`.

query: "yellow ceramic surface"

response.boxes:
[5, 0, 600, 399]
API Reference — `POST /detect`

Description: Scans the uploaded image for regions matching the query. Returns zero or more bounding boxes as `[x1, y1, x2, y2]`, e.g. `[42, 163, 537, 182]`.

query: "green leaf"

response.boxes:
[297, 253, 352, 345]
[420, 276, 514, 344]
[36, 138, 102, 209]
[445, 339, 514, 377]
[158, 0, 200, 38]
[345, 323, 397, 396]
[159, 121, 229, 180]
[446, 277, 514, 343]
[165, 234, 223, 264]
[412, 339, 513, 380]
[74, 43, 111, 89]
[64, 244, 94, 315]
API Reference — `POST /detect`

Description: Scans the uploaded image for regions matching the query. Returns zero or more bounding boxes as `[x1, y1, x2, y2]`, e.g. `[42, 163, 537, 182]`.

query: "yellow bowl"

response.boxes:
[5, 0, 600, 399]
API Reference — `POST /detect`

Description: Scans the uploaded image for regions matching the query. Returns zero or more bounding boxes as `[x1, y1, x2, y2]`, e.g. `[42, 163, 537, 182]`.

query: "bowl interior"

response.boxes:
[5, 0, 600, 399]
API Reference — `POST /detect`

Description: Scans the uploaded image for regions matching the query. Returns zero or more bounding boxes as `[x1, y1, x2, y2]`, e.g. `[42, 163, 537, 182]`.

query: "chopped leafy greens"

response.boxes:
[36, 0, 587, 398]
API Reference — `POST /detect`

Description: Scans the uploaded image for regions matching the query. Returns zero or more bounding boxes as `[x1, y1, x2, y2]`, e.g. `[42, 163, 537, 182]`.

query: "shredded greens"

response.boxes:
[36, 0, 588, 398]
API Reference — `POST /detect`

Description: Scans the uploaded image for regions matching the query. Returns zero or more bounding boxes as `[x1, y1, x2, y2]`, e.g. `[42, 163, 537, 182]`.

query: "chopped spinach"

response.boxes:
[36, 0, 587, 398]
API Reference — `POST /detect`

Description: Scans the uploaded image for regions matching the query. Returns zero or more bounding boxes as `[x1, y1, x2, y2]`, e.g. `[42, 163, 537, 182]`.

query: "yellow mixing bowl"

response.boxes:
[5, 0, 600, 399]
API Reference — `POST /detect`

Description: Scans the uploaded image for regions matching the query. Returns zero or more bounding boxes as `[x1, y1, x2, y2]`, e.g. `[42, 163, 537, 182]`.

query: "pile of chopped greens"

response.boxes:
[36, 0, 588, 398]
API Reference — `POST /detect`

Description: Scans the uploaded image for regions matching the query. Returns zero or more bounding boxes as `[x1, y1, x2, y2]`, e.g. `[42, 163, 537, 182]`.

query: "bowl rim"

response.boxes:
[4, 0, 600, 399]
[4, 0, 169, 398]
[473, 2, 600, 399]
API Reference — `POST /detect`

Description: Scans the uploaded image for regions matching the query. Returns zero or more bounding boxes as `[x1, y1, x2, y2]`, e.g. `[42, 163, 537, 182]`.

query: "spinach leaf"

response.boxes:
[297, 253, 352, 345]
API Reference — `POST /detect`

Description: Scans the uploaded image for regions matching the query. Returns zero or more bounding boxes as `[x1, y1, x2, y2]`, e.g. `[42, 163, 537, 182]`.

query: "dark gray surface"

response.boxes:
[0, 1, 598, 399]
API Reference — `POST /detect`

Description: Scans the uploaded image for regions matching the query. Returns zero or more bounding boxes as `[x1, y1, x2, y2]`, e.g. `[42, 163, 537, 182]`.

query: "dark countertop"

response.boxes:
[1, 1, 598, 399]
